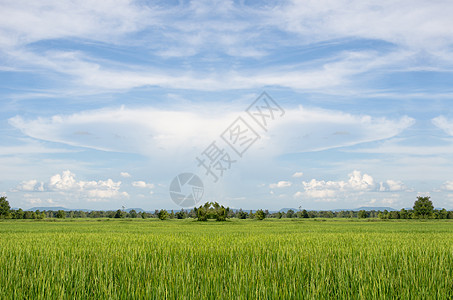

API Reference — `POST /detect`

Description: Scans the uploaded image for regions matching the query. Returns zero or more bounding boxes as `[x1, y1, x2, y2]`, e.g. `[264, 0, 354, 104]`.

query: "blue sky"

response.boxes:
[1, 0, 453, 210]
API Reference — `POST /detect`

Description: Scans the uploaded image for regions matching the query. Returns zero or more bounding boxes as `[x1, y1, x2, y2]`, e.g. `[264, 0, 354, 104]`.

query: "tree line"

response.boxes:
[0, 196, 447, 220]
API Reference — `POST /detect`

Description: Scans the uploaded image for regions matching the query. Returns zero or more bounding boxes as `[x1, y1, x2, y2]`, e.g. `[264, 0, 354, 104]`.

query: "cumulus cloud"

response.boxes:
[348, 170, 374, 191]
[16, 179, 44, 192]
[293, 191, 303, 198]
[269, 181, 292, 189]
[441, 181, 453, 191]
[292, 172, 303, 178]
[298, 170, 375, 200]
[15, 170, 126, 201]
[120, 172, 131, 178]
[132, 181, 154, 189]
[297, 170, 411, 201]
[379, 180, 406, 192]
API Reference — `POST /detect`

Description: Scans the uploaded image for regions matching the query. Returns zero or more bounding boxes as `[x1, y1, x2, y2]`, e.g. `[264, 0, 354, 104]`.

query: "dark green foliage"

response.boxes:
[114, 209, 126, 218]
[0, 196, 11, 218]
[255, 209, 265, 220]
[56, 210, 66, 219]
[129, 210, 138, 218]
[286, 209, 295, 218]
[237, 209, 248, 219]
[301, 209, 309, 218]
[157, 209, 168, 220]
[194, 202, 230, 221]
[216, 206, 228, 221]
[399, 208, 408, 219]
[358, 210, 367, 219]
[175, 209, 186, 219]
[389, 211, 400, 219]
[437, 209, 448, 219]
[413, 196, 434, 218]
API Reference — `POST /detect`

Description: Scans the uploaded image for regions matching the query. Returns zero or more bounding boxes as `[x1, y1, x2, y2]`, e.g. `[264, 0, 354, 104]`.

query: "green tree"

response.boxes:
[448, 211, 453, 219]
[23, 211, 34, 219]
[255, 209, 265, 220]
[157, 209, 168, 220]
[358, 210, 367, 219]
[286, 209, 295, 218]
[438, 208, 448, 219]
[56, 210, 66, 219]
[0, 196, 11, 218]
[175, 209, 186, 219]
[14, 208, 25, 219]
[193, 202, 230, 221]
[114, 209, 126, 218]
[129, 209, 137, 218]
[301, 209, 309, 218]
[399, 208, 408, 219]
[194, 205, 208, 221]
[389, 211, 400, 219]
[237, 209, 247, 219]
[413, 196, 434, 218]
[216, 205, 229, 221]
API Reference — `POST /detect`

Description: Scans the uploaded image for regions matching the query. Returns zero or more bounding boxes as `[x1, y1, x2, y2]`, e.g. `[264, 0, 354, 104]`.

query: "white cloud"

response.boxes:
[293, 191, 303, 198]
[49, 170, 77, 190]
[379, 180, 406, 192]
[16, 170, 125, 201]
[269, 181, 292, 189]
[292, 172, 303, 178]
[272, 0, 453, 51]
[432, 116, 453, 136]
[442, 181, 453, 191]
[381, 194, 401, 205]
[302, 170, 408, 199]
[2, 48, 420, 93]
[0, 0, 153, 49]
[298, 170, 375, 200]
[348, 170, 374, 191]
[9, 104, 414, 158]
[132, 181, 155, 189]
[120, 172, 131, 178]
[17, 179, 39, 191]
[1, 1, 449, 95]
[0, 139, 72, 156]
[24, 194, 55, 206]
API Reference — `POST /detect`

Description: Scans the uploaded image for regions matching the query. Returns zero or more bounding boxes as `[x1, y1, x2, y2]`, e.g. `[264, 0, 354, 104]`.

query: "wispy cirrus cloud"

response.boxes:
[1, 0, 452, 96]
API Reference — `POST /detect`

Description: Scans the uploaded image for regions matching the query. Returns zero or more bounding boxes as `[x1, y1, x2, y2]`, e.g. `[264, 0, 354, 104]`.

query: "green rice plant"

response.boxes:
[0, 219, 452, 299]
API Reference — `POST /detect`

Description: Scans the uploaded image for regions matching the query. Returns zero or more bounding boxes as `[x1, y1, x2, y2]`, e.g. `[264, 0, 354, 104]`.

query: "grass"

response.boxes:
[1, 218, 452, 299]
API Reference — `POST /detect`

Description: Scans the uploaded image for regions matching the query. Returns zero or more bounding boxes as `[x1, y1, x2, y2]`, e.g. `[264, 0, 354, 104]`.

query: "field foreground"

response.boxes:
[1, 219, 452, 299]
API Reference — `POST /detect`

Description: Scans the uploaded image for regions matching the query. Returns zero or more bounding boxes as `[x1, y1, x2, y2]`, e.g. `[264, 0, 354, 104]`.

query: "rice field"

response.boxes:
[0, 218, 452, 299]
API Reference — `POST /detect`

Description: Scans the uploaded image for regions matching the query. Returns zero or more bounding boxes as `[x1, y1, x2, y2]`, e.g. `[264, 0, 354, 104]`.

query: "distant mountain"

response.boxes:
[125, 208, 145, 213]
[279, 208, 298, 213]
[26, 207, 150, 212]
[354, 206, 396, 211]
[330, 206, 396, 212]
[27, 206, 72, 211]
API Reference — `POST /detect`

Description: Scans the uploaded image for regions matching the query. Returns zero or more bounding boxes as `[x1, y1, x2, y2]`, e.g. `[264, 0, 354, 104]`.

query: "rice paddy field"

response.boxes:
[0, 218, 452, 299]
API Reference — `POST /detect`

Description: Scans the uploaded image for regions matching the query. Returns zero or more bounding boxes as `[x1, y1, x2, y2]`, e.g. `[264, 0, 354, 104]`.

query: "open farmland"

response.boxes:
[1, 219, 452, 299]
